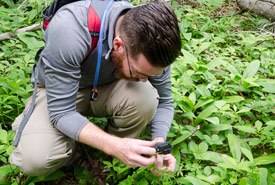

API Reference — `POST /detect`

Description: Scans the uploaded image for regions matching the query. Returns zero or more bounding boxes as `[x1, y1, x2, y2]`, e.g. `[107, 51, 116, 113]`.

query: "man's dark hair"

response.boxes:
[119, 1, 181, 68]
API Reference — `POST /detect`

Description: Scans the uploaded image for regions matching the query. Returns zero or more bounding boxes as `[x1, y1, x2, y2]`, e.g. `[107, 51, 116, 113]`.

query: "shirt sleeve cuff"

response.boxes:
[54, 112, 89, 141]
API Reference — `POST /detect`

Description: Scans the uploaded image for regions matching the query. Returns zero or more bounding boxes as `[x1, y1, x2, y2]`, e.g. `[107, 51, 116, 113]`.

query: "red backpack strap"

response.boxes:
[87, 5, 101, 55]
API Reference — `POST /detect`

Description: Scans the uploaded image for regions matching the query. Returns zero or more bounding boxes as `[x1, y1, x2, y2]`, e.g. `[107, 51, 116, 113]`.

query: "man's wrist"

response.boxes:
[153, 137, 165, 142]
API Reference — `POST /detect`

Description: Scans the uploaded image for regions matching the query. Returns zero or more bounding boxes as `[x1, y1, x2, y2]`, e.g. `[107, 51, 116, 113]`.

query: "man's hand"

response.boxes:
[151, 137, 176, 175]
[79, 123, 157, 168]
[151, 154, 176, 175]
[110, 138, 157, 168]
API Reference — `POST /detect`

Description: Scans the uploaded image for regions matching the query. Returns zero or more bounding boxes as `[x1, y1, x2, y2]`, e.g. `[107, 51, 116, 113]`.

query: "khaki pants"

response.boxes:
[10, 79, 159, 176]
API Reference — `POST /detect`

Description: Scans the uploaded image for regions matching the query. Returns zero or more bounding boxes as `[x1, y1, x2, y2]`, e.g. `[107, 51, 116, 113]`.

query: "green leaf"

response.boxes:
[255, 120, 262, 131]
[223, 96, 244, 103]
[258, 168, 268, 185]
[0, 130, 8, 144]
[199, 151, 225, 163]
[189, 141, 198, 153]
[204, 117, 220, 125]
[243, 60, 260, 79]
[234, 126, 256, 134]
[198, 142, 208, 153]
[204, 166, 212, 176]
[227, 134, 241, 161]
[0, 165, 12, 179]
[194, 98, 214, 110]
[204, 124, 232, 131]
[237, 107, 251, 114]
[206, 57, 225, 70]
[171, 131, 190, 146]
[240, 147, 254, 162]
[197, 42, 211, 55]
[137, 178, 149, 185]
[0, 180, 11, 185]
[183, 32, 192, 41]
[42, 171, 65, 182]
[254, 153, 275, 165]
[258, 82, 275, 93]
[185, 176, 209, 185]
[196, 103, 217, 124]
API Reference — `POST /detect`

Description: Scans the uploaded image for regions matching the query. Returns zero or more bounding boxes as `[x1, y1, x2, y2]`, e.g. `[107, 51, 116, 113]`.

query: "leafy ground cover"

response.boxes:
[0, 0, 274, 184]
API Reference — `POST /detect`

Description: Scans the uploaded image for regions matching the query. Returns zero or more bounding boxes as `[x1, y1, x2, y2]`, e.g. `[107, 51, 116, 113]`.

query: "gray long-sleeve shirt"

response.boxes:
[33, 0, 174, 141]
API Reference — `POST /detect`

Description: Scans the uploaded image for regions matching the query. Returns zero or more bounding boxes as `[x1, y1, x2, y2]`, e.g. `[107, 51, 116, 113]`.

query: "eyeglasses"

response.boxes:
[120, 37, 149, 79]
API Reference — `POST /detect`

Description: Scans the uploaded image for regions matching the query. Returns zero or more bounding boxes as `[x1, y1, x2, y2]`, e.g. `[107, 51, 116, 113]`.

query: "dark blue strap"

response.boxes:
[13, 49, 42, 147]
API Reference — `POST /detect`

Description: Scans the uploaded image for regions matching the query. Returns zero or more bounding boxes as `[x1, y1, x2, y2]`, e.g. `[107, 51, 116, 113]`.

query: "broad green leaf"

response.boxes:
[185, 176, 209, 185]
[262, 121, 275, 133]
[218, 155, 238, 169]
[173, 145, 181, 172]
[227, 134, 241, 161]
[234, 126, 256, 134]
[240, 147, 254, 162]
[183, 32, 192, 41]
[39, 171, 65, 182]
[182, 50, 198, 64]
[197, 174, 223, 184]
[204, 166, 212, 176]
[199, 151, 224, 163]
[137, 178, 149, 185]
[204, 124, 232, 131]
[171, 131, 190, 146]
[237, 107, 251, 114]
[197, 42, 211, 55]
[243, 60, 260, 79]
[243, 78, 260, 88]
[189, 141, 198, 153]
[258, 82, 275, 93]
[198, 142, 208, 153]
[0, 130, 7, 144]
[226, 63, 239, 75]
[258, 168, 268, 185]
[0, 165, 12, 179]
[214, 100, 227, 109]
[189, 92, 196, 105]
[0, 180, 11, 185]
[254, 153, 275, 165]
[255, 120, 262, 131]
[196, 103, 217, 124]
[204, 117, 220, 125]
[174, 177, 189, 184]
[196, 85, 211, 97]
[248, 138, 261, 146]
[223, 96, 244, 103]
[194, 98, 214, 110]
[206, 58, 225, 70]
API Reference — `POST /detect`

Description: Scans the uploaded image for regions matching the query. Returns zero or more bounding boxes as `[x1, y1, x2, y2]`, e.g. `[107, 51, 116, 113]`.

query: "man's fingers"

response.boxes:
[136, 139, 157, 147]
[155, 154, 163, 169]
[163, 154, 176, 172]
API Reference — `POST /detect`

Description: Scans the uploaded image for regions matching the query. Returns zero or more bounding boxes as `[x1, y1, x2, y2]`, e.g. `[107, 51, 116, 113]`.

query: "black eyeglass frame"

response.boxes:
[120, 37, 149, 79]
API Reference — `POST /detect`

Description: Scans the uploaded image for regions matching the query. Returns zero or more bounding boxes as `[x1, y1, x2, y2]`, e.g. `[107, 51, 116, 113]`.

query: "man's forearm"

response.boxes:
[78, 122, 118, 155]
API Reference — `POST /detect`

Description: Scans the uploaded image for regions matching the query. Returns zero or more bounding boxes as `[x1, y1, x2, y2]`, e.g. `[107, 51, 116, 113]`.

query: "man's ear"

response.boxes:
[113, 36, 124, 54]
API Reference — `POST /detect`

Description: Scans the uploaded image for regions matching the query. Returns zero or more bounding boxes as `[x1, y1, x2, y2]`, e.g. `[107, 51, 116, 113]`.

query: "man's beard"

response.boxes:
[110, 51, 139, 82]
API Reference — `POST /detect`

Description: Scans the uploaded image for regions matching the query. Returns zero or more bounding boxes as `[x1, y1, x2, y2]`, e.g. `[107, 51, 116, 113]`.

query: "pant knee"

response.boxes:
[11, 147, 73, 176]
[128, 81, 158, 118]
[110, 81, 159, 136]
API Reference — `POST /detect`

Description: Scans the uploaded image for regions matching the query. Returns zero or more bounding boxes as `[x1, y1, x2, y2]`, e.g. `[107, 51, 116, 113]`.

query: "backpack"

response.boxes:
[42, 0, 101, 53]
